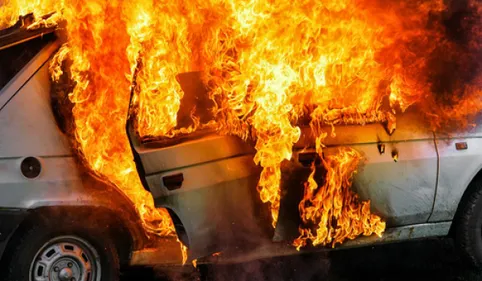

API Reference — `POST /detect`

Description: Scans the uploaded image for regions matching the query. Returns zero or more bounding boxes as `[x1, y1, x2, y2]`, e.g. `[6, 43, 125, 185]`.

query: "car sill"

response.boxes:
[195, 221, 452, 265]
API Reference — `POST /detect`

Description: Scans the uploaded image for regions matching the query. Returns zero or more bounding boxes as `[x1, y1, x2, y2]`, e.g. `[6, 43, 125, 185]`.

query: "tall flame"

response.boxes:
[124, 0, 192, 138]
[2, 0, 482, 250]
[48, 0, 175, 236]
[293, 148, 385, 249]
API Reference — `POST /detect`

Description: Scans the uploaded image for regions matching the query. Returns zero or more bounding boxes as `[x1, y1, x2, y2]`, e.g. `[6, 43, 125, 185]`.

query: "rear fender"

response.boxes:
[0, 156, 147, 261]
[449, 167, 482, 236]
[1, 204, 142, 266]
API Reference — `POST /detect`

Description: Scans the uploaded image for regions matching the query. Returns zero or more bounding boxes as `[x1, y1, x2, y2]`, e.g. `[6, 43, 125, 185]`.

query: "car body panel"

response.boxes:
[129, 125, 271, 259]
[0, 49, 71, 158]
[349, 138, 438, 226]
[274, 112, 438, 241]
[295, 111, 435, 148]
[1, 32, 481, 266]
[137, 134, 255, 176]
[0, 37, 148, 262]
[0, 42, 128, 212]
[128, 73, 480, 261]
[430, 136, 482, 222]
[198, 221, 451, 265]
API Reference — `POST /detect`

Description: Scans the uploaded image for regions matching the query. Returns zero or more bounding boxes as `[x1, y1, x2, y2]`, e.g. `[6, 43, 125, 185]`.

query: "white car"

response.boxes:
[1, 26, 481, 281]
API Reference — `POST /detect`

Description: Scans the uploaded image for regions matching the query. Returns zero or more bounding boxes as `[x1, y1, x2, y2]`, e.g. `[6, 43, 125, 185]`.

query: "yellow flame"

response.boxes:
[0, 0, 60, 29]
[48, 0, 175, 236]
[293, 148, 385, 249]
[2, 0, 482, 251]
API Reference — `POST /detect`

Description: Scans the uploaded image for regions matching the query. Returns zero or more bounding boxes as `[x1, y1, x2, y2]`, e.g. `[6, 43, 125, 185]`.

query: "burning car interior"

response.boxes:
[0, 0, 482, 280]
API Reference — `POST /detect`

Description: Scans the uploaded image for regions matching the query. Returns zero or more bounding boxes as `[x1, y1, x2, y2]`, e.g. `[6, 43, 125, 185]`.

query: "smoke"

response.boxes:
[424, 0, 482, 130]
[197, 253, 330, 281]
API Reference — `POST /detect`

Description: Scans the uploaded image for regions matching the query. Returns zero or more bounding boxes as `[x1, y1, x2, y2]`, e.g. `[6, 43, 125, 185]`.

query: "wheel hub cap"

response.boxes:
[30, 236, 101, 281]
[58, 267, 73, 281]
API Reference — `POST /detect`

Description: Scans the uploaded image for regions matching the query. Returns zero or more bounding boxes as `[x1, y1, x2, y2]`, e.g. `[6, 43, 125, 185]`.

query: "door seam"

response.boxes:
[427, 131, 440, 222]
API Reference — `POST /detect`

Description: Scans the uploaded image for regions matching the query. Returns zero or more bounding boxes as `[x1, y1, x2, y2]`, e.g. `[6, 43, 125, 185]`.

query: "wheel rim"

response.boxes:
[30, 236, 102, 281]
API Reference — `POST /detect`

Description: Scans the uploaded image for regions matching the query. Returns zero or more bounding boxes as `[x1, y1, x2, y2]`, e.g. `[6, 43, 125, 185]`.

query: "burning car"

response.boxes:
[1, 1, 482, 281]
[0, 26, 183, 281]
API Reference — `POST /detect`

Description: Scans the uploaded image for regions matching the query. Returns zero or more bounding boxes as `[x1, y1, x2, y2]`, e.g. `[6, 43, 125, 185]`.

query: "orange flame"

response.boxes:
[123, 1, 193, 138]
[2, 0, 482, 251]
[47, 0, 175, 237]
[0, 0, 60, 29]
[293, 148, 385, 249]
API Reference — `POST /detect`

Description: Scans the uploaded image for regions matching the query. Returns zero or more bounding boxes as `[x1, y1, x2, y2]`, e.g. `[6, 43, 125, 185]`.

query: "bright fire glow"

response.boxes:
[0, 0, 58, 29]
[2, 0, 482, 250]
[293, 148, 385, 249]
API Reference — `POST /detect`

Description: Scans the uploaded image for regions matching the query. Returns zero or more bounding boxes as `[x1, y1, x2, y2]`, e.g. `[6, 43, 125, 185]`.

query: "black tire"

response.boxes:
[455, 177, 482, 268]
[2, 212, 120, 281]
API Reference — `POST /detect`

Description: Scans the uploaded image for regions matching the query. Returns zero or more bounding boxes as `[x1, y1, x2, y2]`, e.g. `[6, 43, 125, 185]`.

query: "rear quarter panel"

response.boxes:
[0, 42, 146, 251]
[430, 125, 482, 222]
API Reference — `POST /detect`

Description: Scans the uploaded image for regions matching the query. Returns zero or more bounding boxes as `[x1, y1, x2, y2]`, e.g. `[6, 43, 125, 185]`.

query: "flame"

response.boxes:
[293, 148, 385, 249]
[2, 0, 482, 251]
[47, 0, 175, 237]
[123, 0, 193, 138]
[179, 239, 188, 265]
[0, 0, 60, 29]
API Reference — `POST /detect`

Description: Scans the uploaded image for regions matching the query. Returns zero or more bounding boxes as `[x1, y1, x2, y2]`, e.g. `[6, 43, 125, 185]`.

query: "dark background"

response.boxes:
[121, 237, 482, 281]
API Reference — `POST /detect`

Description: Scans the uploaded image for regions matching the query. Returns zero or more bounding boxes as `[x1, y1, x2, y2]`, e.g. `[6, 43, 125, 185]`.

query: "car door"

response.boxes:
[276, 110, 438, 240]
[126, 72, 272, 260]
[347, 111, 438, 227]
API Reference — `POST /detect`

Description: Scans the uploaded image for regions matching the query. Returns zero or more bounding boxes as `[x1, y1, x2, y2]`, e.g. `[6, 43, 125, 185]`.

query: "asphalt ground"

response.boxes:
[121, 238, 482, 281]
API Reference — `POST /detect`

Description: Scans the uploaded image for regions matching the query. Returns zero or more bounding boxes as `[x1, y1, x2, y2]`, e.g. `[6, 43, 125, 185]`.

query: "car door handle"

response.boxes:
[163, 173, 184, 191]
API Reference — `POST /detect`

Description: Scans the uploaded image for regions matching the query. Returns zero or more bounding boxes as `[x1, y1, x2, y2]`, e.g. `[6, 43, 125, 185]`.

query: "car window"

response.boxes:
[0, 33, 54, 91]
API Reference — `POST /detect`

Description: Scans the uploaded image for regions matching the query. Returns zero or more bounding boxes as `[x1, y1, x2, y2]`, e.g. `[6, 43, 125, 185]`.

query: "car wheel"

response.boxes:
[3, 215, 120, 281]
[455, 177, 482, 268]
